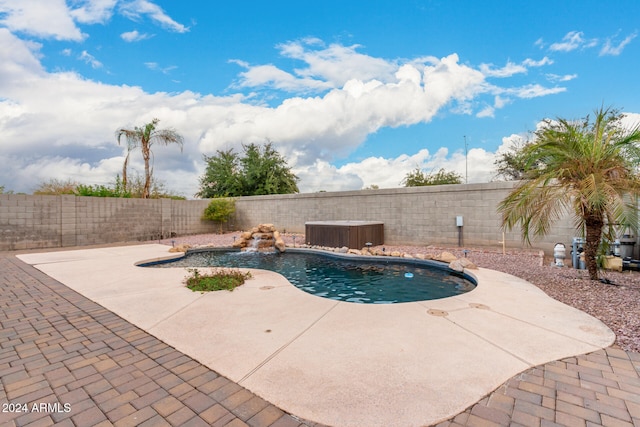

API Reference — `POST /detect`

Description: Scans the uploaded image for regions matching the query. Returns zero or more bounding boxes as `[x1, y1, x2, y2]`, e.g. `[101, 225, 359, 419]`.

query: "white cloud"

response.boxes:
[479, 57, 552, 78]
[69, 0, 117, 24]
[0, 0, 185, 42]
[0, 30, 576, 196]
[621, 112, 640, 130]
[600, 31, 638, 56]
[522, 57, 553, 67]
[494, 95, 510, 109]
[545, 73, 578, 83]
[549, 31, 598, 52]
[145, 62, 177, 74]
[232, 40, 399, 93]
[476, 106, 495, 118]
[121, 30, 153, 42]
[78, 50, 103, 69]
[278, 40, 398, 87]
[119, 0, 188, 33]
[480, 61, 527, 78]
[500, 84, 566, 99]
[232, 63, 332, 93]
[0, 0, 85, 40]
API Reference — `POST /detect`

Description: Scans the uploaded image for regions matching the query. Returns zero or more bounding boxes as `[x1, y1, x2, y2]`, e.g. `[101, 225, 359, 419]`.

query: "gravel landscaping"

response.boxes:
[160, 232, 640, 353]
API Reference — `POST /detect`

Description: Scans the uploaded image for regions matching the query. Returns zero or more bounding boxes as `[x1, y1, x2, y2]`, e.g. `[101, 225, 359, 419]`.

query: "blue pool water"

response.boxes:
[145, 249, 476, 304]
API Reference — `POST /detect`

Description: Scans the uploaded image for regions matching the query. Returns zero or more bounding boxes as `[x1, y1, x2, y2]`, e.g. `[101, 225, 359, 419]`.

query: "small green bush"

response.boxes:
[185, 268, 251, 292]
[202, 198, 236, 232]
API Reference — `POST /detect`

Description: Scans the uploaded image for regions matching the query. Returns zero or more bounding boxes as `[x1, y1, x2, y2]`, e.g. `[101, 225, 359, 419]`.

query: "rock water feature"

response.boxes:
[233, 224, 286, 253]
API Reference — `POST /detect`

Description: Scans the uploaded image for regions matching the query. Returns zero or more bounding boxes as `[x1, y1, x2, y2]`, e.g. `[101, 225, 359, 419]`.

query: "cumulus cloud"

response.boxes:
[325, 146, 501, 190]
[0, 0, 85, 41]
[231, 39, 399, 93]
[0, 0, 186, 42]
[231, 62, 332, 93]
[0, 27, 576, 196]
[69, 0, 117, 24]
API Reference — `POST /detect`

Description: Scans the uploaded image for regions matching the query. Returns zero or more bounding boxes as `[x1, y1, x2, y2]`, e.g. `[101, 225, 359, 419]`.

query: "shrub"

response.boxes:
[202, 198, 236, 232]
[185, 268, 251, 292]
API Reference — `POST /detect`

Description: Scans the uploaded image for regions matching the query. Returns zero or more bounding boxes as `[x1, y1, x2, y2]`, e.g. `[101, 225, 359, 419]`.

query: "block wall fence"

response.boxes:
[232, 181, 579, 254]
[2, 181, 637, 255]
[0, 195, 213, 251]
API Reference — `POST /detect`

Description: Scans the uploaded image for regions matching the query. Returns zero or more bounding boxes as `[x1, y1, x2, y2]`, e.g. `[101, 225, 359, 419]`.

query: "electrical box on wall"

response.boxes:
[456, 216, 463, 227]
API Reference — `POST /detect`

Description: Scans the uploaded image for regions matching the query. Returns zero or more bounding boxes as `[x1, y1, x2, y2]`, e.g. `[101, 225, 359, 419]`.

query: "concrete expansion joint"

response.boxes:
[146, 292, 207, 331]
[482, 305, 612, 349]
[238, 300, 341, 384]
[441, 312, 534, 366]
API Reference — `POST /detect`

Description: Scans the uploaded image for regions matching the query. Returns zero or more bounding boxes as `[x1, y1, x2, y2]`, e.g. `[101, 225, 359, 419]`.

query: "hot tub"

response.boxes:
[305, 221, 384, 249]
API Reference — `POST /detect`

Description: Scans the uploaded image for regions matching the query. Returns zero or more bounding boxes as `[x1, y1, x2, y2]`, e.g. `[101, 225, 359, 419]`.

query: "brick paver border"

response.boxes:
[0, 254, 315, 427]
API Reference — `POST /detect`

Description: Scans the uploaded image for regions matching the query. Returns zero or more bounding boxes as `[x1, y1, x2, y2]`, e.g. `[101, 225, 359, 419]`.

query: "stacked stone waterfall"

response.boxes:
[233, 224, 286, 253]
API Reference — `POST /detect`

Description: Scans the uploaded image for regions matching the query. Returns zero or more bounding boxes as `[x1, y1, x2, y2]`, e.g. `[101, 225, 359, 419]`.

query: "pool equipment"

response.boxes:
[553, 243, 566, 267]
[571, 237, 585, 269]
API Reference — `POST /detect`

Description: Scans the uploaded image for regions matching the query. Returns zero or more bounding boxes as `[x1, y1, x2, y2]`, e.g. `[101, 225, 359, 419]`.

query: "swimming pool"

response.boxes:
[144, 248, 476, 304]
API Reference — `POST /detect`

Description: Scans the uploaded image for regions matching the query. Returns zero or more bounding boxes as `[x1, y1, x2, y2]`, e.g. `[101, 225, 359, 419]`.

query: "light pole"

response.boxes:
[464, 135, 468, 184]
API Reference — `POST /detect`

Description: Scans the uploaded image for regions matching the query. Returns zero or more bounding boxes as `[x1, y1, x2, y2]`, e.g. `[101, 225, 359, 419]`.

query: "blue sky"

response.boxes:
[1, 0, 639, 196]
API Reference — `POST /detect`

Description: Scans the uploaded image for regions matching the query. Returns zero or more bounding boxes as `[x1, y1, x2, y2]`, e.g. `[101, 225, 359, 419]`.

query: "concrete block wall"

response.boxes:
[233, 181, 580, 254]
[0, 194, 62, 250]
[2, 184, 636, 256]
[0, 195, 214, 251]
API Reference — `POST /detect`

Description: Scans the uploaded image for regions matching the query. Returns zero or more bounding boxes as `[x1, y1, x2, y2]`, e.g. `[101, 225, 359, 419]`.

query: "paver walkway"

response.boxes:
[1, 251, 639, 427]
[439, 347, 640, 426]
[0, 254, 312, 427]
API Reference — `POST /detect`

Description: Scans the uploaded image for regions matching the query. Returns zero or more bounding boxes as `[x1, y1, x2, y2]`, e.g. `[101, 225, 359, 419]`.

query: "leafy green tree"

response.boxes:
[493, 136, 537, 181]
[202, 198, 236, 233]
[239, 143, 299, 195]
[197, 142, 299, 197]
[197, 149, 243, 198]
[402, 167, 463, 187]
[498, 107, 640, 280]
[116, 118, 184, 198]
[0, 185, 4, 194]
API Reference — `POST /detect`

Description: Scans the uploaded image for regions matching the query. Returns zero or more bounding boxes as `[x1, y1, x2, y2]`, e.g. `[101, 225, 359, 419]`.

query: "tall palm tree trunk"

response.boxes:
[122, 152, 129, 192]
[584, 214, 604, 280]
[142, 145, 151, 199]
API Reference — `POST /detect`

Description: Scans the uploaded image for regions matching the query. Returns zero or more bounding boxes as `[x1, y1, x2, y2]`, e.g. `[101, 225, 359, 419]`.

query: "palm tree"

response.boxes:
[116, 118, 184, 199]
[498, 107, 640, 280]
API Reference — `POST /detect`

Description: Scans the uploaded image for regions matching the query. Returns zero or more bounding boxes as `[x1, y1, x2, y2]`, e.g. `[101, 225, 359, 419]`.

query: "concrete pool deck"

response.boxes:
[13, 244, 620, 427]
